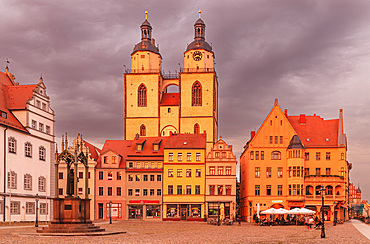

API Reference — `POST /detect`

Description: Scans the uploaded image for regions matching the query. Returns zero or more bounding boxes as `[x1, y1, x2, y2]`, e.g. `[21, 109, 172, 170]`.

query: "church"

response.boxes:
[124, 11, 218, 152]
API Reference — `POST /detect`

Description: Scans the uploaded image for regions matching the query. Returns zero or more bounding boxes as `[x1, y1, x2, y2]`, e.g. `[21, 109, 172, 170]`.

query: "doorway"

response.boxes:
[181, 208, 187, 220]
[98, 203, 103, 219]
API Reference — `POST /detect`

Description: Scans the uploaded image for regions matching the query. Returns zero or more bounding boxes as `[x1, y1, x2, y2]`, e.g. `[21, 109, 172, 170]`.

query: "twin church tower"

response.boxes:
[124, 11, 218, 151]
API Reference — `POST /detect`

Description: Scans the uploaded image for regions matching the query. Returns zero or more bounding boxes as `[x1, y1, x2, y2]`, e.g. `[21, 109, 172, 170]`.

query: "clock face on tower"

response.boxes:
[192, 51, 203, 61]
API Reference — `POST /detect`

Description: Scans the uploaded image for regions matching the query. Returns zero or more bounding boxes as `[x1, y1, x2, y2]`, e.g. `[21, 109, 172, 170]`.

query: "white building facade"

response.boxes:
[0, 67, 55, 222]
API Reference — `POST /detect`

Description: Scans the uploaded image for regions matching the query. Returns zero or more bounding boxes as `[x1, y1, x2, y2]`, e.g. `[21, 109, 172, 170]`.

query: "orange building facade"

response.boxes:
[240, 99, 349, 222]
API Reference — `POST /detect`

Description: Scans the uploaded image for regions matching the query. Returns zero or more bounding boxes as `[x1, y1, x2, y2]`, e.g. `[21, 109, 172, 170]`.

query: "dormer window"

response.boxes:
[153, 144, 159, 151]
[104, 156, 108, 164]
[1, 110, 7, 119]
[137, 144, 142, 151]
[36, 100, 40, 108]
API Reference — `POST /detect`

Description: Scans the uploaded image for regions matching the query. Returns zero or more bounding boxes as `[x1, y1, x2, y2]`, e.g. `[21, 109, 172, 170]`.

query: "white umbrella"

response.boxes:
[260, 208, 288, 215]
[287, 208, 301, 214]
[298, 208, 316, 215]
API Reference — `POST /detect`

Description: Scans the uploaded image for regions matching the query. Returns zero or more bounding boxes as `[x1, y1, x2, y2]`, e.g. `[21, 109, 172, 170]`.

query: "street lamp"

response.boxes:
[35, 193, 39, 227]
[217, 202, 220, 226]
[320, 187, 326, 238]
[109, 201, 112, 224]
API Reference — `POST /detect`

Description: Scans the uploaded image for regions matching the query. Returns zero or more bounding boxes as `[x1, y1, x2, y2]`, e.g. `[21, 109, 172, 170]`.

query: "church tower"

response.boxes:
[124, 11, 218, 152]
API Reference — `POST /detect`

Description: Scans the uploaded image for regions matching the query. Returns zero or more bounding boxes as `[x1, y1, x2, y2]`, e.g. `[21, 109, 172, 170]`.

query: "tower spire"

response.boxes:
[198, 10, 201, 19]
[145, 11, 148, 20]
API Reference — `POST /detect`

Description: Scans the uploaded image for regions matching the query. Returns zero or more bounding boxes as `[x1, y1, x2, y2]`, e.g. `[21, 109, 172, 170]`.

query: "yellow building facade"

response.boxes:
[124, 12, 218, 152]
[240, 99, 349, 222]
[163, 133, 206, 221]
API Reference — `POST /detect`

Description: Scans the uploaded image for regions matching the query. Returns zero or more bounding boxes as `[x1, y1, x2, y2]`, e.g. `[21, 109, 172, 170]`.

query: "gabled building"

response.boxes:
[124, 11, 218, 152]
[125, 136, 167, 220]
[205, 137, 237, 220]
[95, 140, 131, 220]
[0, 67, 55, 222]
[163, 133, 206, 221]
[240, 99, 349, 222]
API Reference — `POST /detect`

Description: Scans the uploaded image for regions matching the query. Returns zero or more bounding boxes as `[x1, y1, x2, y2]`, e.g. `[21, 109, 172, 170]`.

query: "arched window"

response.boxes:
[192, 81, 202, 106]
[194, 123, 200, 134]
[271, 151, 281, 160]
[138, 84, 147, 107]
[140, 124, 146, 136]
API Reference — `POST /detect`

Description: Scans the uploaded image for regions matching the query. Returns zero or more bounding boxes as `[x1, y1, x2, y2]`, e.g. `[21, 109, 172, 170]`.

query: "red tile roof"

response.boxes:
[160, 93, 179, 106]
[83, 140, 101, 161]
[98, 140, 133, 168]
[7, 85, 37, 110]
[127, 136, 168, 160]
[164, 133, 206, 149]
[288, 115, 339, 147]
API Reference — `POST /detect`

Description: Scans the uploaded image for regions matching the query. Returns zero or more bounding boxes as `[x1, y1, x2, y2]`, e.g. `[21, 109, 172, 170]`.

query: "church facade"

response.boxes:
[124, 11, 218, 152]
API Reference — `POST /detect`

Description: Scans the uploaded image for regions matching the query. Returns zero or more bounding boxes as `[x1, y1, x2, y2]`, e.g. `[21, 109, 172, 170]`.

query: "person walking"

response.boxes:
[237, 215, 241, 226]
[308, 216, 314, 231]
[304, 215, 309, 230]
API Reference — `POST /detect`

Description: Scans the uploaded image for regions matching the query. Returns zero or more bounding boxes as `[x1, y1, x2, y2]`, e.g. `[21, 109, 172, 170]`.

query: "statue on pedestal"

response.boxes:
[66, 168, 74, 196]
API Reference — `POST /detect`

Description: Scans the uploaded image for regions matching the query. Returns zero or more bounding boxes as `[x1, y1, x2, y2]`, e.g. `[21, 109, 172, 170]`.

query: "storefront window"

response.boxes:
[190, 204, 201, 218]
[167, 204, 178, 217]
[128, 205, 142, 219]
[208, 202, 220, 217]
[146, 205, 161, 218]
[106, 203, 122, 218]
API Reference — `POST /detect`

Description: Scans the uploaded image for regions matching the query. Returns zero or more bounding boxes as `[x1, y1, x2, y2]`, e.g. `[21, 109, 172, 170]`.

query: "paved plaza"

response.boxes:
[0, 220, 369, 244]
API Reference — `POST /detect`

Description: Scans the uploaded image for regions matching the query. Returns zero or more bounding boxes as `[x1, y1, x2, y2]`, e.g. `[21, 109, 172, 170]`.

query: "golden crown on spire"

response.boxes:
[198, 10, 201, 19]
[145, 11, 148, 20]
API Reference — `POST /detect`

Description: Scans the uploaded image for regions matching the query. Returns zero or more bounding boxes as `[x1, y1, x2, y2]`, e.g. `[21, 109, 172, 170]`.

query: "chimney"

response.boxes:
[251, 131, 255, 139]
[300, 114, 305, 125]
[339, 109, 344, 134]
[284, 109, 288, 116]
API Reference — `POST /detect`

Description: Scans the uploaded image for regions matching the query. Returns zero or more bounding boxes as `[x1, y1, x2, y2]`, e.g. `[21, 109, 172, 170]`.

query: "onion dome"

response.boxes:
[186, 10, 213, 53]
[132, 11, 160, 55]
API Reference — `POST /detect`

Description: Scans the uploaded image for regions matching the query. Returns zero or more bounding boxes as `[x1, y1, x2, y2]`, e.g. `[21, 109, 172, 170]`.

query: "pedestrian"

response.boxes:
[304, 215, 309, 230]
[237, 215, 241, 226]
[333, 217, 337, 226]
[308, 216, 314, 231]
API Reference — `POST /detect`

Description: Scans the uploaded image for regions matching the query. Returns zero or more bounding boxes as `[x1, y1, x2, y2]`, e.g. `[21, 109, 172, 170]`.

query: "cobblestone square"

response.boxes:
[0, 220, 369, 244]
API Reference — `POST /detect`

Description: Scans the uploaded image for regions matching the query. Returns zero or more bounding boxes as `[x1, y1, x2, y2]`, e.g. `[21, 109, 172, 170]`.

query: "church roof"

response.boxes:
[186, 39, 213, 53]
[287, 115, 339, 147]
[160, 93, 179, 106]
[132, 40, 160, 55]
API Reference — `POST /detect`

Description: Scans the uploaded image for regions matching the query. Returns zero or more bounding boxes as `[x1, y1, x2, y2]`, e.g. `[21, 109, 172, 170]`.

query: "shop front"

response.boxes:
[127, 200, 161, 220]
[164, 203, 203, 221]
[207, 202, 232, 220]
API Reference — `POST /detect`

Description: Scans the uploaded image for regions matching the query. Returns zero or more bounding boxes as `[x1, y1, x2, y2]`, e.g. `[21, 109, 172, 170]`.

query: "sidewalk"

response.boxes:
[351, 219, 370, 240]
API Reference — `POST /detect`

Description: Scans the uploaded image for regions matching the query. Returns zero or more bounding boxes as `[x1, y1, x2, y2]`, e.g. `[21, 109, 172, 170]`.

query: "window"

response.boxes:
[39, 123, 44, 132]
[255, 185, 260, 196]
[266, 167, 271, 178]
[59, 188, 63, 195]
[280, 136, 283, 144]
[195, 169, 201, 177]
[25, 142, 32, 157]
[178, 153, 182, 161]
[316, 152, 321, 160]
[177, 185, 182, 195]
[136, 162, 141, 168]
[135, 189, 140, 196]
[196, 153, 201, 161]
[158, 162, 162, 168]
[209, 166, 215, 175]
[88, 172, 91, 179]
[10, 201, 20, 214]
[277, 167, 283, 178]
[36, 100, 40, 108]
[59, 172, 63, 179]
[326, 168, 331, 175]
[157, 174, 161, 181]
[112, 156, 117, 164]
[169, 153, 173, 161]
[250, 151, 254, 160]
[218, 167, 224, 175]
[195, 185, 200, 195]
[168, 169, 174, 177]
[99, 171, 103, 180]
[278, 185, 282, 196]
[128, 174, 133, 181]
[135, 174, 140, 181]
[138, 84, 147, 107]
[128, 189, 133, 196]
[99, 187, 103, 196]
[150, 175, 155, 181]
[77, 172, 83, 179]
[40, 203, 48, 215]
[108, 171, 113, 180]
[78, 187, 83, 195]
[209, 185, 215, 195]
[270, 120, 272, 126]
[222, 152, 226, 158]
[275, 136, 278, 144]
[293, 166, 296, 177]
[186, 185, 191, 195]
[24, 174, 32, 190]
[32, 120, 36, 129]
[341, 153, 345, 160]
[327, 186, 333, 195]
[187, 153, 191, 161]
[150, 189, 155, 196]
[194, 123, 200, 134]
[128, 162, 133, 168]
[266, 185, 271, 195]
[26, 202, 35, 214]
[226, 185, 231, 195]
[139, 125, 146, 137]
[261, 151, 264, 160]
[326, 152, 331, 160]
[255, 167, 260, 178]
[271, 151, 281, 160]
[117, 187, 121, 196]
[168, 185, 173, 195]
[255, 151, 259, 160]
[46, 125, 50, 134]
[177, 169, 183, 177]
[186, 169, 192, 177]
[191, 81, 202, 106]
[1, 110, 7, 119]
[304, 168, 309, 176]
[8, 137, 16, 153]
[218, 185, 223, 195]
[216, 152, 220, 158]
[226, 166, 231, 175]
[269, 136, 273, 144]
[151, 162, 155, 168]
[157, 189, 161, 196]
[316, 168, 321, 175]
[37, 146, 46, 161]
[341, 167, 345, 176]
[38, 176, 46, 192]
[143, 189, 148, 196]
[143, 175, 148, 181]
[117, 172, 122, 180]
[42, 103, 46, 110]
